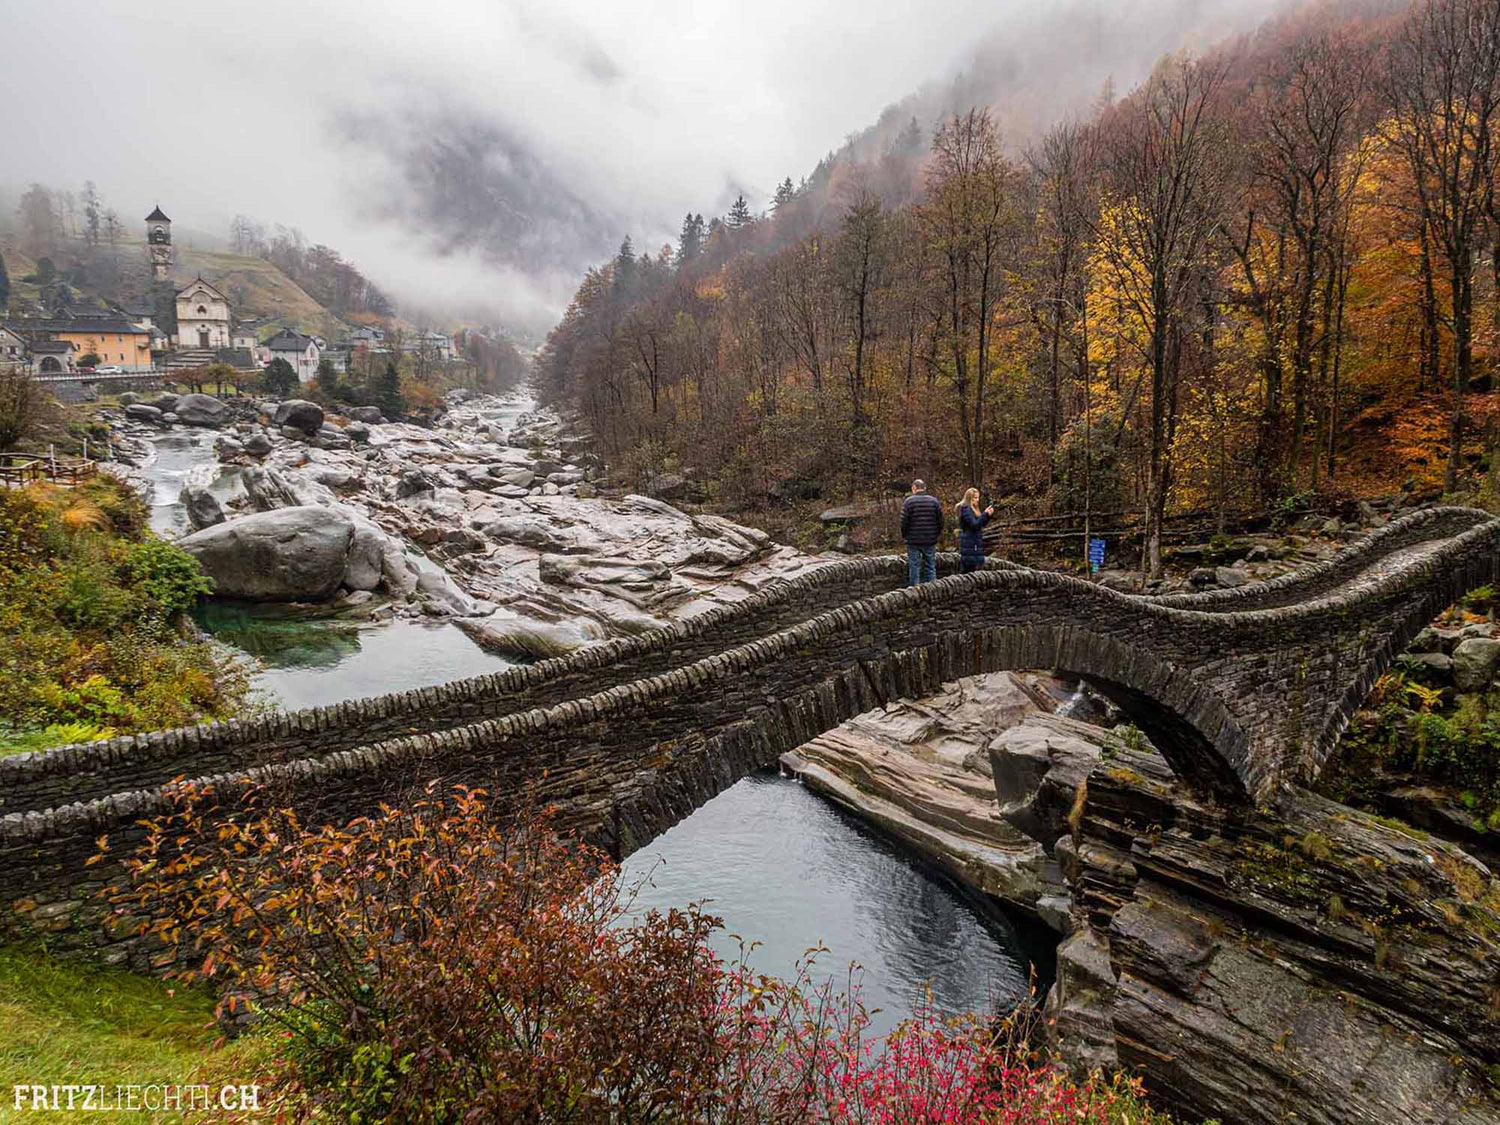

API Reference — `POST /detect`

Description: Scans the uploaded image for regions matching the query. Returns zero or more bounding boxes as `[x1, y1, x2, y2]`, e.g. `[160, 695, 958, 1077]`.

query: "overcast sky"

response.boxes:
[1, 0, 1269, 330]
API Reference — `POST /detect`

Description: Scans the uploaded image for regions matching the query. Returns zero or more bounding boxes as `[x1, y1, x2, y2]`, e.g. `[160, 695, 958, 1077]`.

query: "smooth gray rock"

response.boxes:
[476, 514, 571, 551]
[124, 403, 162, 423]
[149, 394, 180, 413]
[454, 612, 605, 660]
[415, 567, 480, 616]
[215, 435, 243, 461]
[273, 399, 325, 433]
[1214, 566, 1249, 588]
[491, 466, 534, 489]
[241, 466, 303, 511]
[179, 506, 355, 600]
[175, 394, 229, 427]
[395, 469, 436, 499]
[991, 713, 1112, 849]
[1452, 636, 1500, 691]
[342, 520, 386, 592]
[346, 406, 385, 424]
[179, 486, 224, 531]
[1401, 651, 1453, 683]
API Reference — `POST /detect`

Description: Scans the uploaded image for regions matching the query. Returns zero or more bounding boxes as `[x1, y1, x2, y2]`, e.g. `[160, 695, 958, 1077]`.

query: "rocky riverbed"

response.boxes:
[106, 389, 834, 660]
[97, 388, 1500, 1121]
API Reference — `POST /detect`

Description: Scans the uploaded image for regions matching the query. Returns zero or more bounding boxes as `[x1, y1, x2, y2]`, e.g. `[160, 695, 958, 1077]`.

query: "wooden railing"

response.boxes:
[0, 451, 98, 488]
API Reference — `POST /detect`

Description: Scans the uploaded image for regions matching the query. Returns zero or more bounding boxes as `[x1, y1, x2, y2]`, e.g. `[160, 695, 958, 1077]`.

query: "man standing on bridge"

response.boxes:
[900, 479, 945, 586]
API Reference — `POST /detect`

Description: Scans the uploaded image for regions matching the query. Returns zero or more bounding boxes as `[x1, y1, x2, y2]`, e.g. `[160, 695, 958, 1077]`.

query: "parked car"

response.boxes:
[77, 365, 96, 373]
[95, 365, 123, 374]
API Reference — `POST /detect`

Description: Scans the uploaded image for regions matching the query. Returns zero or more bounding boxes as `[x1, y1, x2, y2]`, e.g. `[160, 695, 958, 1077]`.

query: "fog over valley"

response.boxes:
[3, 0, 1279, 331]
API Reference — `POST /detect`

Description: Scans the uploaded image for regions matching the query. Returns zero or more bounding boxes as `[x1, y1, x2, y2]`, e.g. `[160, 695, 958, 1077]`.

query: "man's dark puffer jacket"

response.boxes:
[900, 492, 945, 547]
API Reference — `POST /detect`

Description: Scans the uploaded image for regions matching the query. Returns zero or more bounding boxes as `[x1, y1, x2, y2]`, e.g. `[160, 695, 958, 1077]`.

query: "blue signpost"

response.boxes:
[1088, 537, 1106, 573]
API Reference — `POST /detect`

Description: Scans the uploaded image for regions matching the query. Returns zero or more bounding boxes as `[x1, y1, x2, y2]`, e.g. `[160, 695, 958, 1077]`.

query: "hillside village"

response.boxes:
[0, 197, 490, 394]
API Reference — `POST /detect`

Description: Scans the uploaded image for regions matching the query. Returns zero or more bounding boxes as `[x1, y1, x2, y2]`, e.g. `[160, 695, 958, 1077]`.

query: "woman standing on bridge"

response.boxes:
[957, 488, 995, 574]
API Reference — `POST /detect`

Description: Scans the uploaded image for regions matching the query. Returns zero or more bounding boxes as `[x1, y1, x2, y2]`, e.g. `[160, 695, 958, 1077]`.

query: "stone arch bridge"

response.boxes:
[2, 507, 1498, 957]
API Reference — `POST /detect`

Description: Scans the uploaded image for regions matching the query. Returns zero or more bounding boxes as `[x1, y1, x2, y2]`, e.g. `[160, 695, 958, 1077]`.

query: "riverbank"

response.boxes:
[0, 472, 252, 754]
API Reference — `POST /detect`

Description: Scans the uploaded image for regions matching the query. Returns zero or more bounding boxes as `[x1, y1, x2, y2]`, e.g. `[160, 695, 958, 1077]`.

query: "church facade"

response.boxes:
[175, 277, 232, 350]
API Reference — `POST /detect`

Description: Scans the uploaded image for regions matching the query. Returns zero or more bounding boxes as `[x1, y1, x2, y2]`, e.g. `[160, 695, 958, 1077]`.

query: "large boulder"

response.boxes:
[124, 403, 162, 423]
[490, 466, 534, 489]
[243, 431, 273, 457]
[1452, 636, 1500, 692]
[175, 394, 230, 428]
[148, 394, 180, 414]
[273, 399, 325, 434]
[346, 405, 385, 424]
[179, 506, 355, 600]
[179, 486, 225, 531]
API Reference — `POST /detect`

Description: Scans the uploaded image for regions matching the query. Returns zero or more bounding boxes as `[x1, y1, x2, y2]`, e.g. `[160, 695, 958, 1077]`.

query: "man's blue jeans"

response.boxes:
[907, 543, 937, 586]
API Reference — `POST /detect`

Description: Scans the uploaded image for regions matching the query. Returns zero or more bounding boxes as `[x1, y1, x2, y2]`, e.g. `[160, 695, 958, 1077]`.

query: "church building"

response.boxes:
[175, 277, 232, 350]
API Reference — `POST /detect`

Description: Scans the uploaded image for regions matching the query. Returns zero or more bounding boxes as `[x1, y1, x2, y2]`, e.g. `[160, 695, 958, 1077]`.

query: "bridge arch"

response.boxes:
[599, 617, 1248, 858]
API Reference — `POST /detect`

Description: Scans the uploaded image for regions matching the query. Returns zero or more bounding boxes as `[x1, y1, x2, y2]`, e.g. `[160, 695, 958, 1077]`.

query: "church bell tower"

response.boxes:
[145, 205, 172, 282]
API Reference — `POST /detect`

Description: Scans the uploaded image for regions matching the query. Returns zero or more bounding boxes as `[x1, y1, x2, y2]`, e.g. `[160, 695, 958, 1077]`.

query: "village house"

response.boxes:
[0, 326, 25, 371]
[6, 313, 154, 371]
[349, 325, 385, 347]
[265, 328, 321, 382]
[402, 329, 455, 362]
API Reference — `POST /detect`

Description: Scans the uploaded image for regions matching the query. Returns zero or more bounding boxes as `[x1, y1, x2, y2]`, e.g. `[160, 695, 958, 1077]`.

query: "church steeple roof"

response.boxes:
[145, 205, 170, 222]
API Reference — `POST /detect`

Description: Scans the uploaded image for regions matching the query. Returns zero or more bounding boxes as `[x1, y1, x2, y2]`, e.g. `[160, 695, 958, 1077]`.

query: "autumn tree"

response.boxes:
[1383, 0, 1500, 491]
[835, 190, 889, 493]
[1095, 56, 1228, 577]
[921, 108, 1022, 486]
[1027, 119, 1098, 454]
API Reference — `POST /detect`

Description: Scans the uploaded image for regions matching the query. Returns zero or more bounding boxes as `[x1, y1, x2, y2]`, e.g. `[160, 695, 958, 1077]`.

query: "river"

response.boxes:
[135, 413, 1032, 1035]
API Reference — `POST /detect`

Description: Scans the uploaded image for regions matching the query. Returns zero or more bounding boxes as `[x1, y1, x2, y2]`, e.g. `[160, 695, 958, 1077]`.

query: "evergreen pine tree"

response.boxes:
[612, 236, 637, 300]
[377, 361, 404, 421]
[263, 357, 298, 397]
[726, 194, 753, 229]
[0, 252, 9, 314]
[676, 213, 705, 266]
[771, 178, 796, 214]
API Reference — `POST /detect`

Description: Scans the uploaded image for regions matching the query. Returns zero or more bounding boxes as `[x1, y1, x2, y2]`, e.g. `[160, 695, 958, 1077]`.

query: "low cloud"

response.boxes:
[1, 0, 1277, 334]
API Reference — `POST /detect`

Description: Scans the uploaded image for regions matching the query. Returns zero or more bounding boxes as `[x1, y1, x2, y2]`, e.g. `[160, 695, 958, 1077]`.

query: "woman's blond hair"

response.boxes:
[958, 487, 981, 514]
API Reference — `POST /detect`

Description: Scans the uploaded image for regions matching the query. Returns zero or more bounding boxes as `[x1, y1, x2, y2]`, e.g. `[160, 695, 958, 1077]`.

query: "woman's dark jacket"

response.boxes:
[958, 505, 992, 563]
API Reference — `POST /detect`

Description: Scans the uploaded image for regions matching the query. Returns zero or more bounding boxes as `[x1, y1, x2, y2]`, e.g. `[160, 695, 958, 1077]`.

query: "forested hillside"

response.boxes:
[538, 0, 1500, 576]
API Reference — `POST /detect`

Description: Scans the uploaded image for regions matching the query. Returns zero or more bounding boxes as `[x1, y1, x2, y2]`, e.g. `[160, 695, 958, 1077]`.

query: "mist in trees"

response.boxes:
[537, 0, 1500, 558]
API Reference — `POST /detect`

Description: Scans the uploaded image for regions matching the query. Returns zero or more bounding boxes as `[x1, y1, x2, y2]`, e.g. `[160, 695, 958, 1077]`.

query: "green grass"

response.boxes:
[0, 945, 269, 1122]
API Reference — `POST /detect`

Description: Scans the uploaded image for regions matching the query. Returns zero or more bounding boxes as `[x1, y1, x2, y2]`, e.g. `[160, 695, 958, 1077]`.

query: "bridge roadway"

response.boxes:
[1, 506, 1498, 959]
